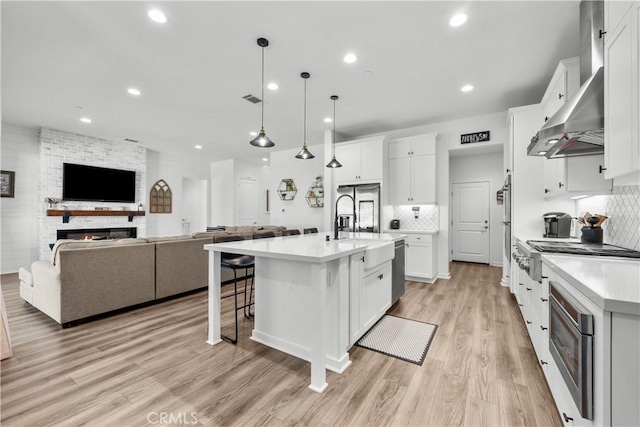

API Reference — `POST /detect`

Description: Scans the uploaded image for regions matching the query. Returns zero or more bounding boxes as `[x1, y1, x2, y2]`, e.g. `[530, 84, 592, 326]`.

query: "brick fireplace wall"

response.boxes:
[38, 128, 147, 259]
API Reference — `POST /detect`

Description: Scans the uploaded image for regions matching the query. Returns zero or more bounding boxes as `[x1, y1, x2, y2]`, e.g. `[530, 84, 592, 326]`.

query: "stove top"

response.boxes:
[526, 240, 640, 258]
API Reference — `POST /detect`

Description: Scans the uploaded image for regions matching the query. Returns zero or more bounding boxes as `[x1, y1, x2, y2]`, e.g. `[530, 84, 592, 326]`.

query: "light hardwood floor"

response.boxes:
[1, 262, 561, 427]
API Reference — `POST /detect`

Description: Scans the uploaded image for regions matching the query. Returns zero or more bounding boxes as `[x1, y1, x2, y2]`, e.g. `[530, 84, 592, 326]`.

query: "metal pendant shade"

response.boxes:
[249, 38, 275, 148]
[326, 95, 342, 168]
[295, 72, 315, 159]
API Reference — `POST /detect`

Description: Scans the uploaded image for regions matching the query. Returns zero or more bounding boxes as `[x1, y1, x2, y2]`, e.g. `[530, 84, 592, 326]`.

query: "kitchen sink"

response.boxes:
[342, 239, 395, 270]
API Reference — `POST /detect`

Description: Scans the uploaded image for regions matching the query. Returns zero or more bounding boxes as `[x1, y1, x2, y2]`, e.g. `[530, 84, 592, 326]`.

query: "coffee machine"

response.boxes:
[543, 212, 572, 238]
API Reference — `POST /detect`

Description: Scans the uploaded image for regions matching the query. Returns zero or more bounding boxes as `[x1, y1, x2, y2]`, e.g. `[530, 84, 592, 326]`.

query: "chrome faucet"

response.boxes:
[334, 194, 357, 240]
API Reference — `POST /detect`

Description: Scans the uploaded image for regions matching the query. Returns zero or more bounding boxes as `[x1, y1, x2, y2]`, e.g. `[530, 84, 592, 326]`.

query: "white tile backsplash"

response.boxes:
[576, 185, 640, 250]
[391, 205, 439, 230]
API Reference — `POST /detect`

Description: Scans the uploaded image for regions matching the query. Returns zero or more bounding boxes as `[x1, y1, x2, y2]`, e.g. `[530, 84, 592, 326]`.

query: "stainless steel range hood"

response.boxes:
[527, 0, 604, 159]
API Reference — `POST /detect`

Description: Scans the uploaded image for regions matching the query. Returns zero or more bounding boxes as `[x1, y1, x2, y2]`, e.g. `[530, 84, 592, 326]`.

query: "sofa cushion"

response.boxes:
[191, 231, 231, 239]
[50, 238, 147, 265]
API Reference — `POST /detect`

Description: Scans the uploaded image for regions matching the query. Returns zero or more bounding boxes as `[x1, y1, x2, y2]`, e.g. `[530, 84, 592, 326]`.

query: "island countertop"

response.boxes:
[203, 231, 408, 263]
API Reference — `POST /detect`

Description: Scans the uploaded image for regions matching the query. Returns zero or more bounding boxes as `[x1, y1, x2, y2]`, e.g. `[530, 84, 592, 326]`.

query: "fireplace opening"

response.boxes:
[57, 227, 137, 241]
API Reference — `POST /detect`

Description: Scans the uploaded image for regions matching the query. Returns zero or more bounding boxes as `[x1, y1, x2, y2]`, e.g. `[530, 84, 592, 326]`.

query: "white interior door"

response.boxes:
[452, 181, 490, 263]
[181, 177, 207, 234]
[238, 178, 257, 226]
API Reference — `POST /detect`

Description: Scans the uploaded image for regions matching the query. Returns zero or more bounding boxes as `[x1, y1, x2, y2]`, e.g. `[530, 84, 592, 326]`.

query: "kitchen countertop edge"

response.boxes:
[382, 229, 439, 235]
[541, 254, 640, 315]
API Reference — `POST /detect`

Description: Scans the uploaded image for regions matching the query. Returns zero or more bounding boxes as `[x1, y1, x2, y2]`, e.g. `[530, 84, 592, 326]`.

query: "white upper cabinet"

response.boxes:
[541, 57, 580, 124]
[387, 133, 438, 205]
[334, 136, 385, 184]
[543, 155, 612, 200]
[604, 1, 640, 184]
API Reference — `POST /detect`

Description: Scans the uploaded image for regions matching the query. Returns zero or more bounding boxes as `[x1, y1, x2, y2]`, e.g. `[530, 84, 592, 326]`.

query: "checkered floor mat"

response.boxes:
[355, 315, 437, 365]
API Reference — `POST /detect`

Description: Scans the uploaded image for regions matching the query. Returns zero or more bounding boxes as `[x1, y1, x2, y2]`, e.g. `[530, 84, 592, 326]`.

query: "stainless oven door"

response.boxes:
[549, 282, 594, 420]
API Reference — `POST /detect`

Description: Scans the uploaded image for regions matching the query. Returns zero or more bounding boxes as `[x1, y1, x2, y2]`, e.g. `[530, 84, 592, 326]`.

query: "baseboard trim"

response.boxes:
[251, 330, 351, 374]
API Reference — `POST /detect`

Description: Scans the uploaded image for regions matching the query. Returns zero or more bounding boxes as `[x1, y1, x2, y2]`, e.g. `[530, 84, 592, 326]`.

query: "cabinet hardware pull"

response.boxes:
[558, 182, 564, 188]
[519, 282, 524, 286]
[599, 165, 607, 173]
[506, 168, 511, 173]
[541, 298, 548, 302]
[526, 320, 532, 325]
[541, 326, 548, 331]
[360, 256, 365, 262]
[558, 93, 564, 99]
[541, 275, 548, 279]
[544, 188, 550, 194]
[599, 29, 607, 38]
[526, 287, 532, 291]
[378, 274, 384, 280]
[518, 304, 523, 307]
[562, 413, 573, 423]
[544, 116, 549, 122]
[540, 360, 548, 365]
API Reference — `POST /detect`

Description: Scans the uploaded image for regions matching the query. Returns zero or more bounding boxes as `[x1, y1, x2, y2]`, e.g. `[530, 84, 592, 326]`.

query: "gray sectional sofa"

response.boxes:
[19, 225, 287, 327]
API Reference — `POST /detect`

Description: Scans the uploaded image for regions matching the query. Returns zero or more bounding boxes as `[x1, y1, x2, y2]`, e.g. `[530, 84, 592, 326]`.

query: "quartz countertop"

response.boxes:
[542, 254, 640, 315]
[382, 229, 439, 235]
[204, 232, 406, 263]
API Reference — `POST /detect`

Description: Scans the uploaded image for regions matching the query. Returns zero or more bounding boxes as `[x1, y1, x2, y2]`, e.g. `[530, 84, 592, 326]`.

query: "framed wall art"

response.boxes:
[0, 171, 15, 198]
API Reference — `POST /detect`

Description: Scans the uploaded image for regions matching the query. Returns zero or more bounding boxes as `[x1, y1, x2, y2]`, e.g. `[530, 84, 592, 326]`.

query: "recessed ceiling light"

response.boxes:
[148, 9, 167, 24]
[461, 84, 474, 92]
[262, 158, 268, 162]
[127, 88, 141, 96]
[364, 70, 373, 77]
[80, 117, 92, 123]
[324, 117, 333, 123]
[343, 53, 357, 64]
[267, 82, 279, 90]
[195, 145, 202, 149]
[450, 13, 467, 27]
[249, 131, 258, 136]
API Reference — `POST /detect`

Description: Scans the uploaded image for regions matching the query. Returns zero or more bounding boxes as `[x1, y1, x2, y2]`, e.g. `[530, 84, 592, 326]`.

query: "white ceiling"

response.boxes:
[1, 1, 580, 164]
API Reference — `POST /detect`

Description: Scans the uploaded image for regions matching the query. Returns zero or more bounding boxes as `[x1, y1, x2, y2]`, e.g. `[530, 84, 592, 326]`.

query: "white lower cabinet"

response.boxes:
[349, 255, 391, 346]
[405, 234, 437, 283]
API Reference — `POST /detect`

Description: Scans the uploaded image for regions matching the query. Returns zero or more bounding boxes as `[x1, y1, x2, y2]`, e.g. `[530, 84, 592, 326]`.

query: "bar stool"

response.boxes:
[303, 227, 318, 234]
[214, 234, 254, 344]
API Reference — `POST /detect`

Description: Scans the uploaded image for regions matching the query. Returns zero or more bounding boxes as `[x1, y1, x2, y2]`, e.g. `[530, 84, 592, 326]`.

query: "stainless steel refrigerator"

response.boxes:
[336, 183, 380, 233]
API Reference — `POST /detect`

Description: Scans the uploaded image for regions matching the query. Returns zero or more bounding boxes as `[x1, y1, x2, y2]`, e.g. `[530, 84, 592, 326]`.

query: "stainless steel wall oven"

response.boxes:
[549, 281, 594, 420]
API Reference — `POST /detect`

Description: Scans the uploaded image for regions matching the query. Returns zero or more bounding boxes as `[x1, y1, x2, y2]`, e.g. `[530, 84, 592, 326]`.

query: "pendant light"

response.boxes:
[295, 72, 315, 159]
[326, 95, 342, 168]
[249, 38, 275, 148]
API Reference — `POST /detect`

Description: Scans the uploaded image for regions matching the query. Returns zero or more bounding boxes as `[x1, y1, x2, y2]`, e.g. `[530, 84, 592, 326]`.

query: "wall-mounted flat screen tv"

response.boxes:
[63, 163, 136, 203]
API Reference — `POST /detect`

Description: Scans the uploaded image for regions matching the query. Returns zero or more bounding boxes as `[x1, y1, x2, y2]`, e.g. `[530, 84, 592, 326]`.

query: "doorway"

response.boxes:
[451, 181, 490, 263]
[181, 177, 207, 234]
[238, 178, 257, 226]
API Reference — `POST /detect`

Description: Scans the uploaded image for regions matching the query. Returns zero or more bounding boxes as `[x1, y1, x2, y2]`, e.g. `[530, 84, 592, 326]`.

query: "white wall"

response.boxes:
[146, 149, 210, 237]
[0, 124, 39, 273]
[269, 143, 325, 232]
[450, 151, 504, 266]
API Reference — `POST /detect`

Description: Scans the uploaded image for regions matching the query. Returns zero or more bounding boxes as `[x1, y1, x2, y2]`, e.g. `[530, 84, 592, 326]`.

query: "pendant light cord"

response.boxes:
[332, 98, 336, 156]
[261, 46, 265, 129]
[303, 78, 307, 145]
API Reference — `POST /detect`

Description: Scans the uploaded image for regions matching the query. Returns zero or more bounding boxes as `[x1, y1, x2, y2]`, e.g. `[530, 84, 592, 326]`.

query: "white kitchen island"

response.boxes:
[204, 232, 403, 393]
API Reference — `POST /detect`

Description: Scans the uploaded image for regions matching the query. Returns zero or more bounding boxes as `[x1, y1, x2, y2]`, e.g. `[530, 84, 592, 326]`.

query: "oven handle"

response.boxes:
[550, 281, 594, 335]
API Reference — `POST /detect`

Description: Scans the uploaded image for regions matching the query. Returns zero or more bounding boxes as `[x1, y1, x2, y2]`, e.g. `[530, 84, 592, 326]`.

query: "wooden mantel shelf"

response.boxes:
[46, 209, 145, 223]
